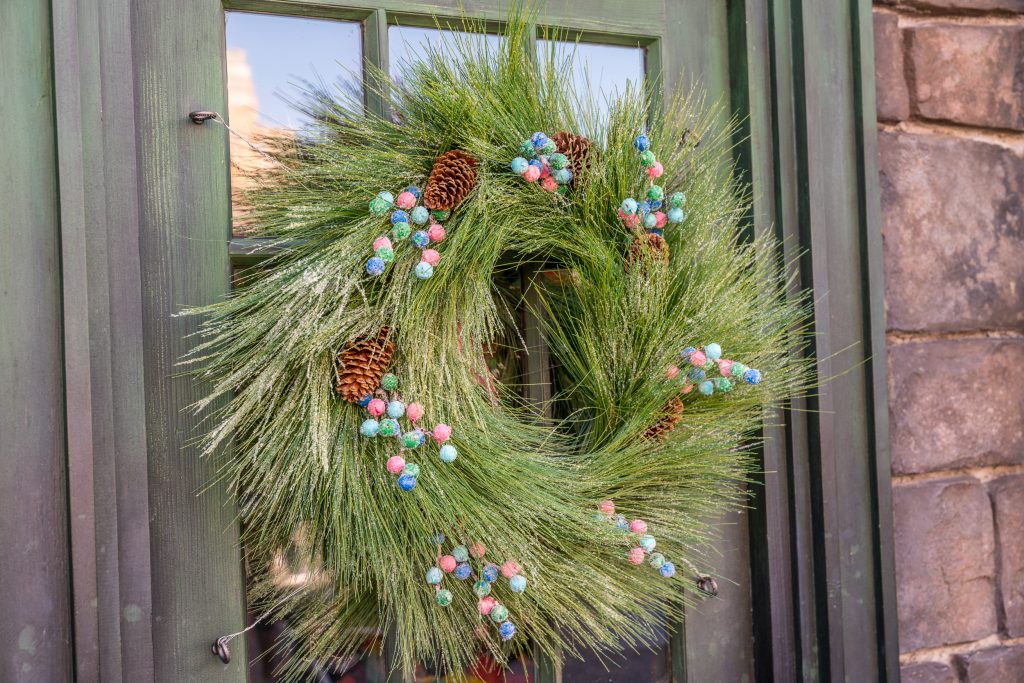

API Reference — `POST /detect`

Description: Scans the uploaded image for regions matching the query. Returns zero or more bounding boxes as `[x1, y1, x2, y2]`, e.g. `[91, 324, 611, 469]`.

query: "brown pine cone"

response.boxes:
[335, 327, 395, 403]
[552, 130, 594, 183]
[422, 150, 478, 211]
[625, 233, 670, 273]
[645, 396, 685, 440]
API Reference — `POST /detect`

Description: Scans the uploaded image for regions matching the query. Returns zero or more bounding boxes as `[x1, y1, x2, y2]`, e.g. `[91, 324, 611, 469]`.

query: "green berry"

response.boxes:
[540, 139, 557, 155]
[430, 209, 450, 221]
[670, 191, 686, 208]
[490, 604, 509, 623]
[730, 363, 746, 379]
[639, 150, 656, 167]
[402, 431, 421, 449]
[519, 140, 535, 157]
[392, 222, 411, 240]
[715, 377, 733, 393]
[648, 552, 666, 569]
[647, 185, 665, 201]
[402, 462, 420, 477]
[549, 153, 568, 170]
[473, 580, 491, 597]
[378, 419, 399, 437]
[436, 589, 453, 606]
[375, 246, 394, 263]
[381, 373, 398, 391]
[369, 197, 390, 215]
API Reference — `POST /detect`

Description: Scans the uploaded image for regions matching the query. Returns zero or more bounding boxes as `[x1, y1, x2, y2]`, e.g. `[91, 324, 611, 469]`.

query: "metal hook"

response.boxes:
[695, 575, 719, 596]
[189, 110, 219, 125]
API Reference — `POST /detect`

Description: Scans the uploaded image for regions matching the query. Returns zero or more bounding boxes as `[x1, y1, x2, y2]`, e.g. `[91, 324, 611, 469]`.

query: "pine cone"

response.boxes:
[335, 327, 395, 403]
[625, 233, 670, 273]
[423, 150, 478, 211]
[552, 130, 594, 183]
[645, 397, 684, 440]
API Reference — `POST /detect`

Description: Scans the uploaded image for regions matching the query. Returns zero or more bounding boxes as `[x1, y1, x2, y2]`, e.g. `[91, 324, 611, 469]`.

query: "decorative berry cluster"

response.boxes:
[426, 533, 525, 641]
[509, 132, 573, 193]
[367, 186, 449, 280]
[596, 501, 676, 579]
[666, 343, 762, 397]
[617, 134, 687, 234]
[357, 373, 456, 491]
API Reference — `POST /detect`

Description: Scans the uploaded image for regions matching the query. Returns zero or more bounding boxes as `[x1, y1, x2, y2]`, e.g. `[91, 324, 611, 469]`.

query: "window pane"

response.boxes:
[388, 25, 502, 80]
[537, 39, 645, 122]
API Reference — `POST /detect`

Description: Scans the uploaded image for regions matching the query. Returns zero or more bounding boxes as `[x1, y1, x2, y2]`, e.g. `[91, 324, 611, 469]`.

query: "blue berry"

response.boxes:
[681, 346, 696, 358]
[511, 157, 529, 174]
[482, 564, 499, 583]
[411, 230, 430, 248]
[454, 562, 472, 580]
[705, 343, 722, 360]
[621, 198, 638, 215]
[633, 134, 651, 152]
[426, 567, 443, 584]
[688, 369, 706, 381]
[668, 207, 685, 223]
[411, 206, 429, 225]
[439, 444, 457, 463]
[366, 257, 386, 276]
[659, 561, 676, 578]
[387, 400, 405, 418]
[391, 210, 409, 224]
[699, 380, 714, 396]
[744, 369, 762, 385]
[643, 214, 658, 229]
[415, 262, 434, 280]
[360, 419, 380, 437]
[357, 395, 372, 408]
[499, 621, 516, 641]
[377, 191, 395, 205]
[397, 474, 417, 491]
[509, 575, 527, 593]
[405, 185, 421, 199]
[432, 532, 446, 545]
[553, 168, 572, 185]
[640, 535, 657, 552]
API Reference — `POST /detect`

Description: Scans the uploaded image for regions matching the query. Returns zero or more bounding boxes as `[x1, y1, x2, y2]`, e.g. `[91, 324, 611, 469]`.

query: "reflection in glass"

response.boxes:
[561, 621, 671, 683]
[537, 39, 645, 124]
[388, 25, 502, 81]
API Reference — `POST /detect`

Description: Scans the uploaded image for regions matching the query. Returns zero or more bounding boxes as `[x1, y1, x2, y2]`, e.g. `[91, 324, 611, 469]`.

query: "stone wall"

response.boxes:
[873, 1, 1024, 680]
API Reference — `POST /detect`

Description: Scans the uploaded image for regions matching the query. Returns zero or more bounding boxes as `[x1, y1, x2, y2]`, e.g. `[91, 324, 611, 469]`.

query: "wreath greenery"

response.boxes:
[188, 10, 811, 679]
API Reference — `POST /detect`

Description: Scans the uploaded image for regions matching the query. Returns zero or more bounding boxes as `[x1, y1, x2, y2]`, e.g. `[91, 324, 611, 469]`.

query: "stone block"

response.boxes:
[894, 477, 997, 650]
[906, 25, 1024, 130]
[991, 474, 1024, 636]
[901, 661, 957, 683]
[874, 10, 910, 121]
[889, 339, 1024, 473]
[958, 645, 1024, 682]
[879, 130, 1024, 332]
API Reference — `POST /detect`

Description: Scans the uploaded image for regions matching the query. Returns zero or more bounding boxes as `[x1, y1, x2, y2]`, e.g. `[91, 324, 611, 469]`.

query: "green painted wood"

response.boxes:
[131, 0, 248, 679]
[0, 1, 74, 681]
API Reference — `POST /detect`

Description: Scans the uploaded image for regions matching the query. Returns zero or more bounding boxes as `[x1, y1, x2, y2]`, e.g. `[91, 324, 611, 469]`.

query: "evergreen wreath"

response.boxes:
[188, 10, 812, 680]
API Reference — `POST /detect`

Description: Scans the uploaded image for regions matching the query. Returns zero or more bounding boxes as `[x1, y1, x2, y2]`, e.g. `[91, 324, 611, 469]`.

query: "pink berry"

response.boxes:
[422, 248, 441, 267]
[373, 236, 392, 252]
[440, 555, 457, 572]
[470, 542, 486, 558]
[630, 519, 648, 534]
[540, 161, 551, 179]
[598, 500, 616, 515]
[427, 224, 446, 242]
[368, 399, 387, 417]
[682, 383, 694, 394]
[647, 161, 664, 179]
[433, 424, 452, 443]
[719, 359, 734, 377]
[386, 456, 406, 474]
[628, 547, 646, 565]
[541, 176, 558, 192]
[654, 211, 668, 228]
[407, 402, 424, 422]
[478, 596, 496, 615]
[396, 191, 416, 209]
[624, 214, 640, 228]
[690, 350, 707, 366]
[501, 561, 520, 579]
[666, 365, 680, 379]
[523, 165, 540, 182]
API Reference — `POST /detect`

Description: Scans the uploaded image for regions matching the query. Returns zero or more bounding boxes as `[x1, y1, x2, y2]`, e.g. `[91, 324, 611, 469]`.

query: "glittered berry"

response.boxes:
[668, 207, 685, 223]
[531, 131, 548, 148]
[400, 431, 420, 449]
[499, 621, 516, 641]
[489, 604, 509, 623]
[613, 514, 629, 530]
[715, 377, 733, 392]
[648, 552, 666, 569]
[704, 343, 722, 360]
[500, 561, 520, 578]
[415, 249, 438, 269]
[640, 534, 657, 552]
[406, 185, 421, 199]
[718, 359, 734, 377]
[381, 373, 398, 391]
[654, 211, 668, 229]
[478, 595, 496, 614]
[681, 346, 696, 358]
[415, 262, 434, 280]
[659, 562, 676, 578]
[379, 419, 400, 437]
[391, 210, 409, 225]
[367, 399, 387, 417]
[392, 222, 411, 240]
[553, 168, 572, 185]
[411, 230, 430, 248]
[540, 139, 556, 155]
[647, 161, 664, 179]
[688, 369, 706, 381]
[523, 165, 540, 182]
[730, 362, 747, 379]
[403, 402, 422, 422]
[397, 474, 417, 491]
[682, 383, 694, 394]
[598, 500, 615, 515]
[396, 191, 416, 210]
[509, 574, 527, 593]
[639, 150, 656, 167]
[640, 200, 652, 215]
[621, 198, 638, 215]
[633, 134, 651, 152]
[369, 197, 390, 215]
[440, 555, 457, 572]
[387, 400, 405, 418]
[647, 185, 665, 202]
[366, 257, 385, 276]
[375, 246, 394, 263]
[548, 152, 568, 170]
[411, 206, 429, 225]
[357, 395, 371, 408]
[426, 567, 443, 584]
[690, 350, 707, 367]
[519, 140, 536, 157]
[670, 191, 686, 208]
[439, 444, 457, 463]
[373, 236, 393, 252]
[541, 176, 558, 192]
[744, 368, 762, 385]
[432, 424, 452, 443]
[360, 419, 380, 437]
[511, 157, 530, 175]
[430, 209, 450, 221]
[473, 580, 491, 597]
[666, 365, 680, 379]
[628, 547, 645, 565]
[454, 562, 472, 580]
[453, 545, 469, 562]
[436, 589, 453, 607]
[427, 224, 446, 243]
[643, 213, 657, 229]
[630, 519, 648, 534]
[699, 380, 714, 396]
[482, 564, 499, 583]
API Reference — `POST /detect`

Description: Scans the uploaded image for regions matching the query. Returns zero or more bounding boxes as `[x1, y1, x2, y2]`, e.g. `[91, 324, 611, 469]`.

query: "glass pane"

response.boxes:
[561, 623, 671, 683]
[537, 39, 645, 122]
[226, 11, 363, 235]
[388, 25, 502, 81]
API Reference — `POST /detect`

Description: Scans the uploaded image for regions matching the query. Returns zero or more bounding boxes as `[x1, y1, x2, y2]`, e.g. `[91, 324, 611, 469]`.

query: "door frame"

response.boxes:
[34, 0, 897, 681]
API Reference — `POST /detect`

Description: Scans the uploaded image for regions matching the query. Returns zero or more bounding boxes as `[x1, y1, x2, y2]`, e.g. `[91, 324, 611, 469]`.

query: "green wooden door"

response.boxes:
[29, 0, 895, 681]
